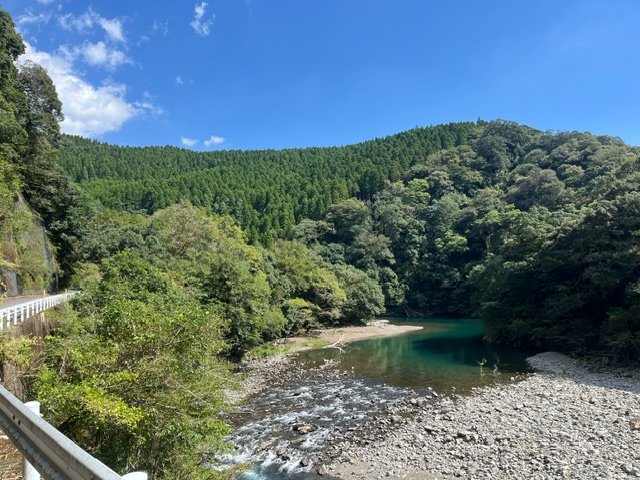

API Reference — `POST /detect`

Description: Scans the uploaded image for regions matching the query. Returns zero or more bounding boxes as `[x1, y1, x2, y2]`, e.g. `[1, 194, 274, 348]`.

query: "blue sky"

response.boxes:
[4, 0, 640, 149]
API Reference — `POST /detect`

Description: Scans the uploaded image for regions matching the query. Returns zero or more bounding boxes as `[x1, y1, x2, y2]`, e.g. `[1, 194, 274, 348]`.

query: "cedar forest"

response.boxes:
[1, 9, 639, 479]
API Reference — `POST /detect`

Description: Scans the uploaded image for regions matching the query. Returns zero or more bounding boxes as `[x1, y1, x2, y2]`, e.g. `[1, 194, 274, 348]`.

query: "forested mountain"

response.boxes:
[294, 122, 640, 359]
[60, 115, 640, 359]
[58, 123, 477, 243]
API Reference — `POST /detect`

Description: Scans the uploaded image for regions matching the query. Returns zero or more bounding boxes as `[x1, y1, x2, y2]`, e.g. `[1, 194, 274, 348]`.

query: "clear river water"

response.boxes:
[226, 318, 531, 480]
[299, 317, 531, 393]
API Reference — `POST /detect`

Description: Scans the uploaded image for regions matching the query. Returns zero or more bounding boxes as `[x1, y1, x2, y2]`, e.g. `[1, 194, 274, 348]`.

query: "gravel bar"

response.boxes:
[327, 352, 640, 479]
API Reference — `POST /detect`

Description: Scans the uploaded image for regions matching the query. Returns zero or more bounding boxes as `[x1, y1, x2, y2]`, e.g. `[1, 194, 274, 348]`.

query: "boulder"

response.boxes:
[295, 423, 317, 434]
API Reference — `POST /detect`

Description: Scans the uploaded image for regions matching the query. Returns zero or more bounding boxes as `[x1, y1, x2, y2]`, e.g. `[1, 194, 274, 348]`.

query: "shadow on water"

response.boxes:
[297, 318, 532, 393]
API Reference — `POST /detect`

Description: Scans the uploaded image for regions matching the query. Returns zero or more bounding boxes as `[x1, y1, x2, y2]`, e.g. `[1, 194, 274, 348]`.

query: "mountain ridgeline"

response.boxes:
[58, 123, 477, 243]
[59, 122, 640, 359]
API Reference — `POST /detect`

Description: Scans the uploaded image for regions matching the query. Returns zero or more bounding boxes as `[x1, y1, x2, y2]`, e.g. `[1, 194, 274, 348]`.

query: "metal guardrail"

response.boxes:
[0, 385, 146, 479]
[0, 292, 78, 331]
[0, 291, 147, 479]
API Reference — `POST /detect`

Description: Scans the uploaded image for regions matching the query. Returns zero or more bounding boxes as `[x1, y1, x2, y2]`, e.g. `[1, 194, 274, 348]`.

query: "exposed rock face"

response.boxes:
[1, 194, 58, 297]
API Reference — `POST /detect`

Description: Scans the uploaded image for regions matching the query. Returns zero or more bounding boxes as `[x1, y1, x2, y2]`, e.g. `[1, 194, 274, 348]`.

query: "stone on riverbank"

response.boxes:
[328, 352, 640, 479]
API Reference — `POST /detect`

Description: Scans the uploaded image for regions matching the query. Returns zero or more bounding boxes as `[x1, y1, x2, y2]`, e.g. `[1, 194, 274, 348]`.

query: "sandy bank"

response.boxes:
[284, 320, 423, 352]
[227, 320, 423, 403]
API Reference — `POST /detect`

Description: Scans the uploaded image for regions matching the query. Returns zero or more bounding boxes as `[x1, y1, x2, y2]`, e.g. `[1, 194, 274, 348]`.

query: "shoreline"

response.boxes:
[227, 320, 423, 403]
[327, 352, 640, 479]
[228, 350, 640, 479]
[282, 320, 424, 352]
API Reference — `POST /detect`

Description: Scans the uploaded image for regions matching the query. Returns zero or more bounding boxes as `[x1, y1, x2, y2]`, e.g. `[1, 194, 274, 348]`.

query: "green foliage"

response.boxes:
[36, 253, 234, 479]
[0, 332, 39, 380]
[58, 123, 479, 244]
[293, 120, 640, 359]
[72, 209, 148, 264]
[0, 9, 87, 288]
[283, 298, 320, 333]
[330, 263, 385, 323]
[271, 240, 346, 326]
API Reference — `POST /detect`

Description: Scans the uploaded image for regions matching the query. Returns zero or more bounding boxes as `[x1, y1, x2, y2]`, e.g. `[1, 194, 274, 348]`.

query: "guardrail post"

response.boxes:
[122, 473, 148, 479]
[23, 401, 42, 480]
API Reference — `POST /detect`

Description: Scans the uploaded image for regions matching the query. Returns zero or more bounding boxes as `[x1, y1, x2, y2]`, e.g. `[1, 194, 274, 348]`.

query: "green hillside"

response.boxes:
[294, 122, 640, 357]
[58, 123, 478, 243]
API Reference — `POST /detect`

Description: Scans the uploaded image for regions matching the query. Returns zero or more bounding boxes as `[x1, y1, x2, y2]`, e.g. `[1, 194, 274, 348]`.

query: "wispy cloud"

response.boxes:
[59, 9, 127, 44]
[152, 19, 169, 36]
[36, 0, 56, 4]
[20, 42, 160, 137]
[204, 135, 225, 146]
[181, 137, 199, 147]
[59, 10, 96, 33]
[135, 92, 166, 117]
[17, 11, 51, 28]
[191, 2, 214, 36]
[175, 75, 194, 86]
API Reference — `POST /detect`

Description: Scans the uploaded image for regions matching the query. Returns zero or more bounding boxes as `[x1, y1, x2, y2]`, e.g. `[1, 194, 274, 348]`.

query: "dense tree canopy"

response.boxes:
[58, 123, 478, 244]
[290, 122, 640, 359]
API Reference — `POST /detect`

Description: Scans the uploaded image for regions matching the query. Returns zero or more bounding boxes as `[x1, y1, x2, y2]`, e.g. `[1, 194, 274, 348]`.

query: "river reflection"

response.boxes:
[297, 318, 531, 393]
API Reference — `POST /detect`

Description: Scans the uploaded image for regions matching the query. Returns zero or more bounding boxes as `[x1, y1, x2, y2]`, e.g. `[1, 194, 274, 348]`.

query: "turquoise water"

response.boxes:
[297, 318, 531, 393]
[230, 318, 531, 479]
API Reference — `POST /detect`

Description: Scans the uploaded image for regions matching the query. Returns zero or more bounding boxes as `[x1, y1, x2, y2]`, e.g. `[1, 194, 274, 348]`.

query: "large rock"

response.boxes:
[294, 423, 317, 434]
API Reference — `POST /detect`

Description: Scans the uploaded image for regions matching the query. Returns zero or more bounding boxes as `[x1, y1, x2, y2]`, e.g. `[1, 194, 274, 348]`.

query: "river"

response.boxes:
[221, 318, 531, 479]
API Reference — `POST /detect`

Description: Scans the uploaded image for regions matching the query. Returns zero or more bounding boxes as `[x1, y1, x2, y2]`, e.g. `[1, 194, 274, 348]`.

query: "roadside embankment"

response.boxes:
[0, 430, 21, 480]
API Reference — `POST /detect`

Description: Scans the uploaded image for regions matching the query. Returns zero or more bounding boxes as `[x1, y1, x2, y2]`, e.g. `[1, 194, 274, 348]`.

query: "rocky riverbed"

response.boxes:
[221, 355, 428, 478]
[326, 352, 640, 479]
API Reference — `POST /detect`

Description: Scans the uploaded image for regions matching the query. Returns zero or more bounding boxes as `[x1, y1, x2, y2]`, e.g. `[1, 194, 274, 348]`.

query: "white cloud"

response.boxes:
[135, 92, 166, 117]
[59, 10, 96, 33]
[176, 75, 184, 85]
[36, 0, 56, 4]
[204, 135, 225, 146]
[79, 41, 131, 68]
[17, 12, 51, 28]
[59, 10, 127, 44]
[98, 17, 125, 43]
[19, 42, 159, 137]
[181, 137, 198, 147]
[191, 2, 214, 36]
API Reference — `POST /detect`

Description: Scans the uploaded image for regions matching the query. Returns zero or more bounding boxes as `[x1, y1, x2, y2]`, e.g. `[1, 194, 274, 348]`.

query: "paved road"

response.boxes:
[0, 296, 43, 309]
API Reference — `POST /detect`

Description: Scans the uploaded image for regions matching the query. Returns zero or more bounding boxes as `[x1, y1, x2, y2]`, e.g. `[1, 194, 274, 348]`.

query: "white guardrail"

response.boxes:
[0, 292, 78, 331]
[0, 291, 147, 479]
